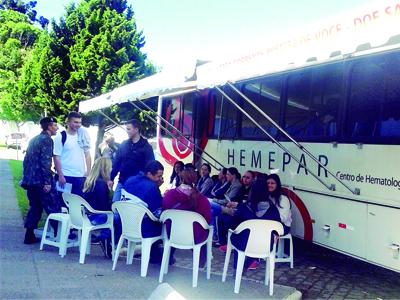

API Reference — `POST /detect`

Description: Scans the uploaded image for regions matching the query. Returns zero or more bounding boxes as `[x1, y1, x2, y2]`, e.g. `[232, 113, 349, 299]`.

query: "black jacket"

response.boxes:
[110, 137, 154, 184]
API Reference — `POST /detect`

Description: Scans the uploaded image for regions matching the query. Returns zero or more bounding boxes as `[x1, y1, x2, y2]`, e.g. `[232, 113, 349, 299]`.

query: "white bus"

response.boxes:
[80, 1, 400, 272]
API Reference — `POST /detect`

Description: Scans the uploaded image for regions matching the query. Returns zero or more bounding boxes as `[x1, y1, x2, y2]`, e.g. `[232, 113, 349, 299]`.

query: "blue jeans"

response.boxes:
[111, 182, 124, 244]
[63, 176, 85, 197]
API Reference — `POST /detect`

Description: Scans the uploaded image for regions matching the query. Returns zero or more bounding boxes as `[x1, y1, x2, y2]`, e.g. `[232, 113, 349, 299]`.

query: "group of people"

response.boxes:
[21, 114, 292, 271]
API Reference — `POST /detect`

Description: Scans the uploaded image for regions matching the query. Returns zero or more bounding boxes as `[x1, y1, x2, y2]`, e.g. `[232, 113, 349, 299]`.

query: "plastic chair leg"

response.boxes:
[127, 241, 136, 265]
[164, 245, 171, 275]
[40, 218, 50, 251]
[85, 233, 91, 255]
[277, 238, 284, 258]
[110, 227, 115, 260]
[58, 220, 69, 257]
[79, 229, 90, 264]
[269, 257, 275, 296]
[113, 237, 125, 271]
[192, 247, 200, 287]
[265, 257, 270, 286]
[140, 239, 152, 277]
[159, 243, 171, 283]
[222, 242, 232, 282]
[234, 252, 245, 294]
[289, 237, 294, 268]
[206, 238, 212, 279]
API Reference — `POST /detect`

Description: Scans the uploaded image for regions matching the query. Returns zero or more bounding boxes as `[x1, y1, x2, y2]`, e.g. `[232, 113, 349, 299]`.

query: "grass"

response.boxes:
[8, 159, 46, 227]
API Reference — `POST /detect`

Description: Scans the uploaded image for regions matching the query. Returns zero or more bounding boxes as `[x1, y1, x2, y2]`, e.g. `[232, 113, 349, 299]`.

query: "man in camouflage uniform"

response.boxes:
[21, 117, 60, 244]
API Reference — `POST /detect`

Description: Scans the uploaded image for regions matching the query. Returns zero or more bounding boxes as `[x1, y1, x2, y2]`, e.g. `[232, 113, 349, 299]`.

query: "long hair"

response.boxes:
[227, 167, 240, 180]
[267, 173, 283, 207]
[247, 178, 269, 212]
[83, 157, 112, 193]
[179, 169, 201, 210]
[170, 160, 184, 184]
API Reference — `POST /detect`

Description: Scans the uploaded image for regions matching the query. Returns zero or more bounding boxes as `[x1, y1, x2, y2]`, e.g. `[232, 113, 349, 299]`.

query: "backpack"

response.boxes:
[61, 130, 67, 146]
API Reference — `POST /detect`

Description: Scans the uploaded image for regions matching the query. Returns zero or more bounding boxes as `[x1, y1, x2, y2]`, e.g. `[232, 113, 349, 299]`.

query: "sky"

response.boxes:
[34, 0, 376, 71]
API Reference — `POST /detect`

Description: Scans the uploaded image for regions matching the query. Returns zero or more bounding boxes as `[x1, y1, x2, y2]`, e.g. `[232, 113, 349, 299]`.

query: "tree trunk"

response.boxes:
[95, 115, 106, 159]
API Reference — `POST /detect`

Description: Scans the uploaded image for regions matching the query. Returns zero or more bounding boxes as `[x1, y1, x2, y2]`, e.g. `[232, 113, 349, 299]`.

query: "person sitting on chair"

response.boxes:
[82, 157, 113, 257]
[162, 169, 212, 267]
[168, 160, 184, 189]
[197, 163, 214, 196]
[267, 174, 292, 235]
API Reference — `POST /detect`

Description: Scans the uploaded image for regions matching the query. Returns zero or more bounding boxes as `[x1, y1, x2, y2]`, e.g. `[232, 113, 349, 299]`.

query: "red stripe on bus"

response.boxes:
[282, 188, 313, 241]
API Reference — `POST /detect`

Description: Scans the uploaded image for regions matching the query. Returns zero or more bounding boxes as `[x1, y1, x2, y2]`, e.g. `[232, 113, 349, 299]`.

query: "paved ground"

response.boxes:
[1, 147, 400, 299]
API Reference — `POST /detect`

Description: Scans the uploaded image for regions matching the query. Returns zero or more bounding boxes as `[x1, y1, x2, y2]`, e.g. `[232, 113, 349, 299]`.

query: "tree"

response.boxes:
[0, 0, 49, 28]
[24, 0, 156, 147]
[0, 9, 43, 122]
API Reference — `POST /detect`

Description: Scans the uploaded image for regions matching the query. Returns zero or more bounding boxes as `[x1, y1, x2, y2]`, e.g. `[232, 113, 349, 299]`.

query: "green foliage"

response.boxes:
[1, 0, 157, 142]
[0, 9, 42, 122]
[34, 0, 154, 119]
[0, 0, 49, 28]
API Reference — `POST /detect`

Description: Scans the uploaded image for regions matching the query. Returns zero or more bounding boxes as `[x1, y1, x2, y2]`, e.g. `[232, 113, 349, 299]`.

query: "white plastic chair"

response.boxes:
[40, 211, 72, 257]
[40, 194, 77, 257]
[222, 219, 283, 296]
[275, 233, 294, 268]
[158, 209, 213, 287]
[63, 193, 114, 264]
[111, 201, 162, 277]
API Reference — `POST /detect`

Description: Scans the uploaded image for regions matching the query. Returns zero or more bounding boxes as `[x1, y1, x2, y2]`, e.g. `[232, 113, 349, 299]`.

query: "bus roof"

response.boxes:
[79, 0, 400, 113]
[79, 71, 196, 113]
[196, 0, 400, 87]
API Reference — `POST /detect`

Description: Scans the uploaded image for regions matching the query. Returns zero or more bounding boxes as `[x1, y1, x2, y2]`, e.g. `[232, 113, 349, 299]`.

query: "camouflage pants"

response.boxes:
[24, 185, 62, 229]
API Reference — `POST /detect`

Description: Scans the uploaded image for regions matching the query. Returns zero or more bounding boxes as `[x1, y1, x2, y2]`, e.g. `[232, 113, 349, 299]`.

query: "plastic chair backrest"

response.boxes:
[112, 201, 156, 239]
[120, 189, 148, 207]
[62, 193, 91, 228]
[159, 209, 209, 247]
[61, 193, 70, 208]
[233, 219, 284, 257]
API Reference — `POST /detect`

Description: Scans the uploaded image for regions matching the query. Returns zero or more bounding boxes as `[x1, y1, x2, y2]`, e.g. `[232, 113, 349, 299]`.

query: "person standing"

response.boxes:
[21, 117, 60, 244]
[53, 111, 92, 196]
[108, 119, 155, 202]
[98, 132, 119, 160]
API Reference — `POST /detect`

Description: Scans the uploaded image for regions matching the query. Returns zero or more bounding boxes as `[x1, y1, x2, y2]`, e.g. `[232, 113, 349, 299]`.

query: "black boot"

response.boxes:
[24, 228, 39, 244]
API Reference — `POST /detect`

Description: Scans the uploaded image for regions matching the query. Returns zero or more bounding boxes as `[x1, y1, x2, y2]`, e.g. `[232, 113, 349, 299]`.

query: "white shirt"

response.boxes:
[53, 131, 86, 177]
[271, 195, 292, 227]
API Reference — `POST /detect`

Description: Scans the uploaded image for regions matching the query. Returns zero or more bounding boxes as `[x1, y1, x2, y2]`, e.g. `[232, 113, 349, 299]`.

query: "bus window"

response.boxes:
[161, 96, 182, 137]
[284, 71, 312, 138]
[284, 66, 343, 141]
[308, 65, 343, 139]
[241, 76, 282, 139]
[378, 53, 400, 139]
[182, 94, 194, 137]
[347, 60, 384, 140]
[212, 92, 238, 139]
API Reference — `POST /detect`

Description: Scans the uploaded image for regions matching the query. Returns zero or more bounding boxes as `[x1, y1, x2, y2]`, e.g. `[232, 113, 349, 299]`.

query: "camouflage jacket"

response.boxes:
[21, 132, 54, 187]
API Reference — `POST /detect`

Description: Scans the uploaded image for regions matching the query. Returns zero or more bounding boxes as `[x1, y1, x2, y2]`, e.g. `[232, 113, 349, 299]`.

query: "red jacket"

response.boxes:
[163, 187, 212, 244]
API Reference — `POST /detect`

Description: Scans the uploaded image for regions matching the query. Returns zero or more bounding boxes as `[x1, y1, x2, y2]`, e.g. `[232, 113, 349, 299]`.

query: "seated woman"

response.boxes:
[197, 163, 214, 196]
[267, 174, 292, 235]
[208, 167, 230, 199]
[213, 167, 242, 206]
[82, 157, 112, 257]
[220, 178, 281, 270]
[226, 170, 255, 208]
[163, 169, 212, 266]
[224, 167, 243, 202]
[169, 160, 184, 189]
[82, 157, 112, 219]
